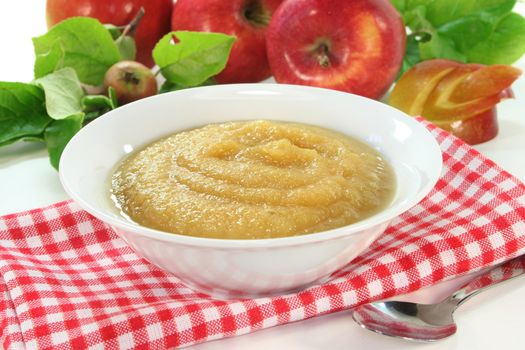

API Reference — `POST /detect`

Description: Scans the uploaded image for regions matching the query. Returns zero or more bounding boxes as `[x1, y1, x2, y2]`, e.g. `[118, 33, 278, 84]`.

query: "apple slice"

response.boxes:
[421, 66, 504, 121]
[500, 88, 514, 99]
[433, 108, 498, 145]
[389, 59, 521, 145]
[450, 65, 522, 102]
[388, 59, 459, 115]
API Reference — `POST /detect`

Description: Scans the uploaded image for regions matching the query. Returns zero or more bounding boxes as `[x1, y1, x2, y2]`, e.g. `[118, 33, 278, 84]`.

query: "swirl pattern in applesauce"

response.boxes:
[111, 120, 395, 239]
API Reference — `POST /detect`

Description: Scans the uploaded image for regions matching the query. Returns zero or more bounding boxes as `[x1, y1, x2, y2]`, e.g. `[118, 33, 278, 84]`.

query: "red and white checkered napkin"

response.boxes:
[2, 122, 525, 350]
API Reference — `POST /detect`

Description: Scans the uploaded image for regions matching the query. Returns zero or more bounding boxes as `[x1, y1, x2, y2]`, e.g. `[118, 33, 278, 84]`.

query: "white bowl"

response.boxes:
[59, 84, 442, 298]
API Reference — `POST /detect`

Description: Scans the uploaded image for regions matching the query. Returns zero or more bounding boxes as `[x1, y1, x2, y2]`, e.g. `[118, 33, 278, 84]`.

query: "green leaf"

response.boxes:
[391, 0, 432, 28]
[84, 110, 106, 122]
[392, 0, 427, 15]
[159, 80, 183, 94]
[159, 78, 216, 94]
[391, 0, 406, 13]
[398, 34, 421, 77]
[81, 94, 114, 122]
[0, 135, 44, 148]
[33, 44, 65, 79]
[426, 0, 516, 27]
[81, 94, 113, 111]
[153, 31, 235, 87]
[405, 6, 432, 29]
[108, 87, 119, 109]
[116, 36, 137, 61]
[465, 12, 525, 64]
[34, 67, 85, 120]
[419, 31, 467, 62]
[44, 113, 84, 169]
[438, 15, 495, 52]
[395, 0, 525, 66]
[104, 24, 122, 40]
[0, 82, 51, 146]
[33, 17, 121, 86]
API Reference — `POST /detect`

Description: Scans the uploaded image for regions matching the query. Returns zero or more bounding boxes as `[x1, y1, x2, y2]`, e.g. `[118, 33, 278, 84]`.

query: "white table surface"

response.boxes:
[1, 2, 525, 349]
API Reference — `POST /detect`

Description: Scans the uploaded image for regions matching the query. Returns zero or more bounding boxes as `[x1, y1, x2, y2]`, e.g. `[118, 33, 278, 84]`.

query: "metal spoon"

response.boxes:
[351, 254, 525, 341]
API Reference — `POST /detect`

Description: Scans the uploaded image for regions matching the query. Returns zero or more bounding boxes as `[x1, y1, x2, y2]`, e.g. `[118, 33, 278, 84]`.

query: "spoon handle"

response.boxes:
[452, 254, 525, 305]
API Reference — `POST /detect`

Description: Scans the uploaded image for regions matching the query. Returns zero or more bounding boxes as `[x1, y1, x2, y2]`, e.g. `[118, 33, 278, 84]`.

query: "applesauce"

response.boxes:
[110, 120, 395, 239]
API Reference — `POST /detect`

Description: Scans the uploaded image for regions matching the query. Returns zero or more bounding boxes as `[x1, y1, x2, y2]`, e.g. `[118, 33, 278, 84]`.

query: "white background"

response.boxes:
[1, 1, 525, 349]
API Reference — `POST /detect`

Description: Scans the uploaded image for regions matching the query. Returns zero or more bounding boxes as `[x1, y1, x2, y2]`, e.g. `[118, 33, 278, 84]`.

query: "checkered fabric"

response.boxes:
[1, 121, 525, 349]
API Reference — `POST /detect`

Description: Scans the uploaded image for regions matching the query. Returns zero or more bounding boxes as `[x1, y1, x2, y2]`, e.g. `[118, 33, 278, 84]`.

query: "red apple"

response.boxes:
[266, 0, 406, 99]
[46, 0, 172, 67]
[104, 60, 158, 105]
[171, 0, 283, 84]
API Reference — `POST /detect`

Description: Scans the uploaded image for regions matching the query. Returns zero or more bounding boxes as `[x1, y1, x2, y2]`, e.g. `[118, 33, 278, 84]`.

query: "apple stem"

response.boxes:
[316, 43, 331, 68]
[119, 7, 145, 39]
[243, 0, 271, 27]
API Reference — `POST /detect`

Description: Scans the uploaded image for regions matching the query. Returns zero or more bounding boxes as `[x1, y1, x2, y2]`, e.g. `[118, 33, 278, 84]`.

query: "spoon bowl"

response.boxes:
[352, 299, 458, 341]
[352, 254, 525, 341]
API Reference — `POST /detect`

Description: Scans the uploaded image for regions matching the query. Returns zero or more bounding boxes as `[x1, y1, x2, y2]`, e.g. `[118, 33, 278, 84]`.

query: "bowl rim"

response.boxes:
[59, 83, 443, 249]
